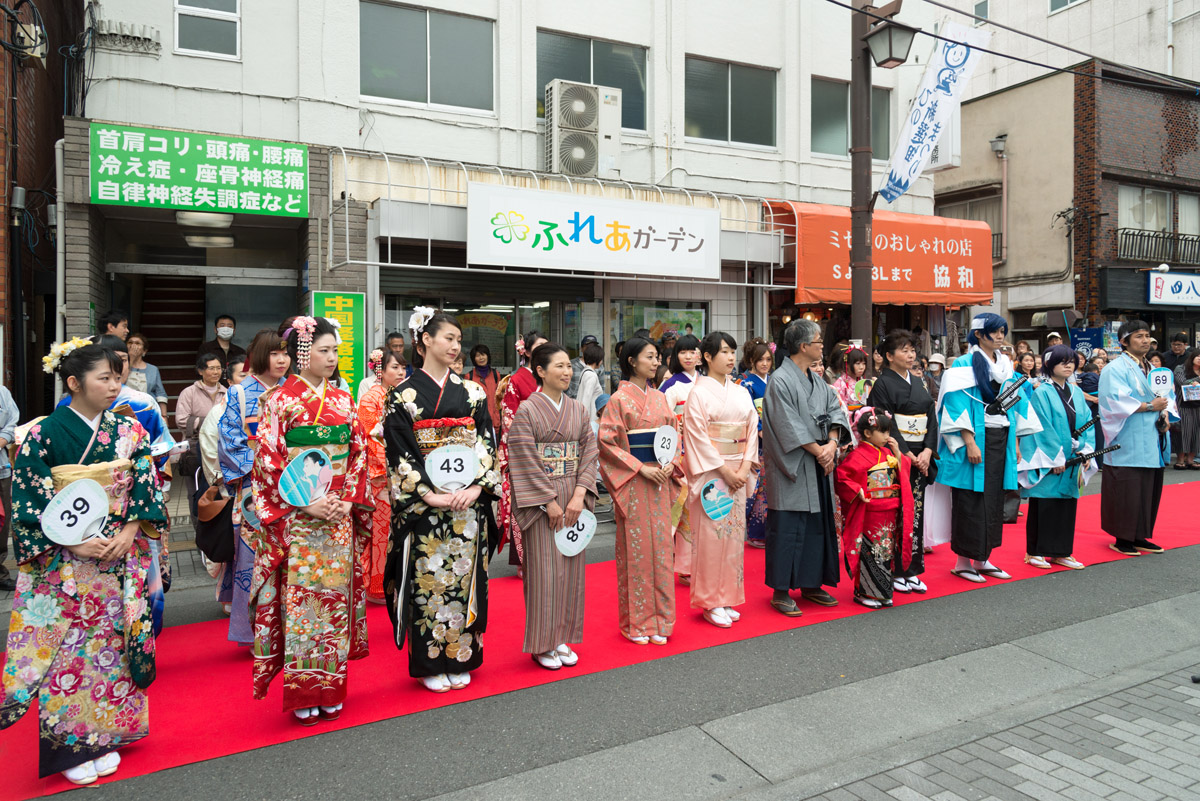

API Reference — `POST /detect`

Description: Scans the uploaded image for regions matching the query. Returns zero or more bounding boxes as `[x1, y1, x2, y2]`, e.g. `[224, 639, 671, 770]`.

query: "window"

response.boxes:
[1180, 194, 1199, 237]
[938, 196, 1002, 257]
[685, 57, 776, 147]
[974, 1, 988, 21]
[1049, 0, 1086, 12]
[175, 0, 239, 59]
[360, 3, 494, 111]
[810, 78, 891, 157]
[1118, 185, 1172, 232]
[536, 31, 647, 130]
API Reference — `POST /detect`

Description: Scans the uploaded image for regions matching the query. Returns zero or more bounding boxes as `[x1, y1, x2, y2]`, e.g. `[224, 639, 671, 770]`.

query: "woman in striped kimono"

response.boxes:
[598, 337, 681, 644]
[508, 343, 599, 669]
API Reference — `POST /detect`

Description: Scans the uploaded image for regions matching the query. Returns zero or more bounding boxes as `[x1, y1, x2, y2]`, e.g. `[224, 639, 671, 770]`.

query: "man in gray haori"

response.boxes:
[762, 319, 850, 616]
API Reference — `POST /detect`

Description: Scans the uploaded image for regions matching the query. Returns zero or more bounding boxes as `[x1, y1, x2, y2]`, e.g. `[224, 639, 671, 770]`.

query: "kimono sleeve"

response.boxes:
[937, 380, 975, 454]
[763, 370, 817, 474]
[251, 390, 293, 527]
[597, 394, 644, 514]
[218, 383, 253, 484]
[124, 419, 168, 536]
[10, 421, 60, 562]
[340, 397, 370, 509]
[1018, 387, 1067, 489]
[1006, 378, 1043, 437]
[468, 379, 501, 497]
[507, 404, 556, 511]
[1073, 386, 1097, 454]
[834, 447, 869, 506]
[383, 395, 436, 513]
[682, 384, 725, 476]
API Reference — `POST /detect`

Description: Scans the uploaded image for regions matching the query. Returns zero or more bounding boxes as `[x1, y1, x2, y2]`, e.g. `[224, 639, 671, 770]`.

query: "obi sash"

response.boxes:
[866, 459, 900, 499]
[413, 416, 478, 457]
[894, 412, 928, 444]
[51, 458, 134, 518]
[708, 422, 747, 457]
[537, 440, 579, 477]
[628, 428, 658, 464]
[285, 424, 351, 492]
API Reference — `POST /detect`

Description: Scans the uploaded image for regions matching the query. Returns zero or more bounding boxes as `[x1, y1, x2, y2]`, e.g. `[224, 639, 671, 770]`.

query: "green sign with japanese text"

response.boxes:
[312, 291, 366, 392]
[89, 122, 309, 217]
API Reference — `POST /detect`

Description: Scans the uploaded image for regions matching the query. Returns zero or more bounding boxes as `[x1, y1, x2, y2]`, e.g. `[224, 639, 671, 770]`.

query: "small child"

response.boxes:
[835, 407, 915, 609]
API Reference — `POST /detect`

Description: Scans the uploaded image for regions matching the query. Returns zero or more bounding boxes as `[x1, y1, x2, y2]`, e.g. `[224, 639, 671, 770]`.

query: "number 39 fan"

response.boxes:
[42, 479, 110, 546]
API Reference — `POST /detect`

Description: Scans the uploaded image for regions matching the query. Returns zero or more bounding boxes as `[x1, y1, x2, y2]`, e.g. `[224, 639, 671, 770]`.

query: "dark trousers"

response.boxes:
[0, 475, 11, 578]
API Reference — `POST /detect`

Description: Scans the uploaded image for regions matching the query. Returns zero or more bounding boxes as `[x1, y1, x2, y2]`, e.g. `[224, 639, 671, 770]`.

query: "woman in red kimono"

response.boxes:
[250, 316, 372, 725]
[835, 408, 914, 609]
[498, 330, 548, 572]
[356, 347, 406, 603]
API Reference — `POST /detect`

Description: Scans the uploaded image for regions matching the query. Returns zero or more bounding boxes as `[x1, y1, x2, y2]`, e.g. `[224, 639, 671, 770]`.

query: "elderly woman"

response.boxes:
[176, 352, 228, 503]
[126, 333, 168, 419]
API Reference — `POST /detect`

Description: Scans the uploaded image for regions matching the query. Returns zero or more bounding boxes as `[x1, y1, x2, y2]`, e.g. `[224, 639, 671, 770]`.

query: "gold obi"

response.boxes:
[537, 441, 579, 478]
[708, 422, 747, 457]
[413, 417, 478, 458]
[51, 459, 134, 518]
[866, 460, 900, 499]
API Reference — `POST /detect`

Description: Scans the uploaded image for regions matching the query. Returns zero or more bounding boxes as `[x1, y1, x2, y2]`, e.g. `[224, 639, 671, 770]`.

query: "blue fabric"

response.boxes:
[627, 430, 658, 464]
[1099, 354, 1170, 468]
[740, 372, 769, 432]
[217, 375, 270, 484]
[131, 363, 168, 403]
[1020, 381, 1094, 499]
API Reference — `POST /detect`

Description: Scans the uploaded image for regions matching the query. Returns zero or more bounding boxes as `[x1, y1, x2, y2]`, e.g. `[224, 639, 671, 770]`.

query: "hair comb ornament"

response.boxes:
[289, 316, 317, 372]
[408, 306, 436, 340]
[42, 336, 94, 374]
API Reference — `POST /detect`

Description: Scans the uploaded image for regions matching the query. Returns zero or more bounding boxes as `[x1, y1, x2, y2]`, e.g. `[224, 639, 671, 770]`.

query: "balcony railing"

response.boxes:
[992, 232, 1002, 260]
[1116, 228, 1200, 266]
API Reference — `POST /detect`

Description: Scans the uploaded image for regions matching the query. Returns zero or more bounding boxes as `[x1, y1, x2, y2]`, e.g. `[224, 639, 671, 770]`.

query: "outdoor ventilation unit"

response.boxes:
[544, 79, 621, 179]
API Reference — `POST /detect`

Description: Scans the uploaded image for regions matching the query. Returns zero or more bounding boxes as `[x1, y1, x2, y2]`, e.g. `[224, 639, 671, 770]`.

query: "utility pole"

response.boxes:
[850, 0, 875, 347]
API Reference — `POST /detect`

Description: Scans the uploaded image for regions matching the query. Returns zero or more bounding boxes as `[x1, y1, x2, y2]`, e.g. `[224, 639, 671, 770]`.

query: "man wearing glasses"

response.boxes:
[761, 319, 850, 616]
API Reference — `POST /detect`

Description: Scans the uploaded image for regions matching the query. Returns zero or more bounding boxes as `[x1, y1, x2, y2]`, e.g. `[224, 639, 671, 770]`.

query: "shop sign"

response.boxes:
[778, 203, 993, 305]
[467, 183, 721, 279]
[1148, 272, 1200, 306]
[89, 122, 309, 218]
[312, 291, 365, 391]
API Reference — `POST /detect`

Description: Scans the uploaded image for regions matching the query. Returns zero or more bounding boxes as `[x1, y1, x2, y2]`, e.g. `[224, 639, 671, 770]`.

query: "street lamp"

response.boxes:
[850, 0, 917, 347]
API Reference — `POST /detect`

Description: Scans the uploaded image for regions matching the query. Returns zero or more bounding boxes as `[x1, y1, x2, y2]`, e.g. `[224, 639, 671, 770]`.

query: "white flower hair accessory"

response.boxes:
[409, 306, 436, 339]
[325, 316, 343, 344]
[43, 336, 94, 374]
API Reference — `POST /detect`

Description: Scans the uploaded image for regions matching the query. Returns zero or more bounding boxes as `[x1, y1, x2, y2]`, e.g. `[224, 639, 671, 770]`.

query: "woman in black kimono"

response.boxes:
[866, 329, 938, 594]
[383, 309, 501, 694]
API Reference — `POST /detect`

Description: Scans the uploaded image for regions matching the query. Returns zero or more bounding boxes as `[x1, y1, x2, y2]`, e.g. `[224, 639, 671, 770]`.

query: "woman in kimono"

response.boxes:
[598, 337, 681, 645]
[498, 330, 548, 573]
[682, 332, 759, 628]
[739, 340, 773, 549]
[833, 348, 871, 415]
[659, 334, 701, 583]
[384, 309, 501, 694]
[215, 328, 291, 643]
[250, 316, 372, 725]
[2, 339, 167, 784]
[866, 329, 937, 594]
[935, 313, 1040, 583]
[357, 348, 406, 603]
[1019, 345, 1096, 569]
[508, 343, 599, 669]
[835, 409, 913, 608]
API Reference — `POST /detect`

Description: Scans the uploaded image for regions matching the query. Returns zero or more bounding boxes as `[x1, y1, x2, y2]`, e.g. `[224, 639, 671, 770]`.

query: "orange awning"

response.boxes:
[766, 201, 994, 306]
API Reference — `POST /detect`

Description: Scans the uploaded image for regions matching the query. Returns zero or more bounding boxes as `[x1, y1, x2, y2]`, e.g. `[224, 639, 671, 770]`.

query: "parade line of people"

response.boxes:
[0, 311, 1175, 785]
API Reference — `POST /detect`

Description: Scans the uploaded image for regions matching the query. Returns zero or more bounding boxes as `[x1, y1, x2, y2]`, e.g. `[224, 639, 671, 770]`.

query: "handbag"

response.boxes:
[194, 479, 235, 562]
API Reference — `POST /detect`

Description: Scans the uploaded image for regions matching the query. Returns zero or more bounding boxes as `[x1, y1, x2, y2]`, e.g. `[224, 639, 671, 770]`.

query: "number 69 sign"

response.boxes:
[1148, 367, 1175, 398]
[43, 479, 110, 546]
[425, 444, 479, 492]
[554, 509, 597, 557]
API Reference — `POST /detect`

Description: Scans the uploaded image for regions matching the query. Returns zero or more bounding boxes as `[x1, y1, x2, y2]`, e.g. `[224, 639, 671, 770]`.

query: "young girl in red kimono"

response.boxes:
[835, 408, 914, 609]
[498, 331, 548, 572]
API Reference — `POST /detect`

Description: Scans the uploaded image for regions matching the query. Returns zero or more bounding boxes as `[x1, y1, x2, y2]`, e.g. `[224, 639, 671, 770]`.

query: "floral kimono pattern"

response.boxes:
[498, 367, 538, 564]
[739, 372, 770, 543]
[357, 381, 391, 601]
[249, 376, 371, 711]
[1, 407, 167, 777]
[383, 370, 500, 678]
[835, 443, 914, 604]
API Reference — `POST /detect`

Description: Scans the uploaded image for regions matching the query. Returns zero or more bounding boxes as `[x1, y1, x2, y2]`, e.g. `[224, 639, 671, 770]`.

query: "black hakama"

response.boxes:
[950, 427, 1007, 561]
[1100, 465, 1164, 543]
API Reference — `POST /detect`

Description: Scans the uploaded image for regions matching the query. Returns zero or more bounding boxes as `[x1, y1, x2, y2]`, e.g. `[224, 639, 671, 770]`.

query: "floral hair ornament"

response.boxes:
[768, 342, 777, 354]
[515, 338, 527, 358]
[325, 316, 343, 345]
[368, 348, 385, 378]
[852, 405, 880, 428]
[287, 316, 317, 372]
[408, 306, 436, 340]
[42, 336, 94, 374]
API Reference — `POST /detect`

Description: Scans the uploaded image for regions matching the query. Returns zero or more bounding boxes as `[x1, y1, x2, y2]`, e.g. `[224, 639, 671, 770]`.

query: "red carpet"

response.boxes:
[2, 482, 1198, 799]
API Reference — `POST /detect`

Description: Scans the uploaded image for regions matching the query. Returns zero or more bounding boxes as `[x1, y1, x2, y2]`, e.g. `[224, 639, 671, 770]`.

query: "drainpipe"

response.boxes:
[55, 139, 65, 404]
[998, 150, 1008, 266]
[1167, 0, 1174, 76]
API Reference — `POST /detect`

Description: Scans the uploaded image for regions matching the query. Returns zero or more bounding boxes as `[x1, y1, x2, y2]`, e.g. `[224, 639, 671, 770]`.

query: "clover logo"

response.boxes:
[491, 211, 529, 244]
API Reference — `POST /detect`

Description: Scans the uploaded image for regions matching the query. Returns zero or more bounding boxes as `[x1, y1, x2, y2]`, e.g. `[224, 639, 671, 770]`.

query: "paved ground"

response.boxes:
[4, 473, 1199, 801]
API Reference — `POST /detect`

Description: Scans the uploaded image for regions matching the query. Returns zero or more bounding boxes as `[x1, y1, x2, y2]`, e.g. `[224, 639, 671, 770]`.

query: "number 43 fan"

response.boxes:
[43, 479, 110, 545]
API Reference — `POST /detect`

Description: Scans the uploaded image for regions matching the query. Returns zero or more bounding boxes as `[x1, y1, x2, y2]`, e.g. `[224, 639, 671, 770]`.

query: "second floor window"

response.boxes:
[360, 2, 494, 111]
[684, 57, 776, 147]
[1179, 194, 1199, 237]
[1049, 0, 1087, 12]
[811, 78, 891, 157]
[1118, 185, 1172, 232]
[536, 32, 647, 130]
[176, 0, 239, 59]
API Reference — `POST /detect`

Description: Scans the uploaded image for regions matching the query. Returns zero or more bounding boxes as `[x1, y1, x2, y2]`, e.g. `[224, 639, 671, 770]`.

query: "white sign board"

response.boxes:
[467, 182, 721, 280]
[1148, 367, 1175, 398]
[425, 444, 479, 492]
[554, 509, 597, 557]
[1148, 272, 1200, 307]
[653, 425, 678, 466]
[43, 479, 110, 546]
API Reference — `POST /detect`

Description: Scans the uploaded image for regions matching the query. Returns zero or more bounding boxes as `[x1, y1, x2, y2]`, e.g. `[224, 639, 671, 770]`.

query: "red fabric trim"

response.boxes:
[413, 416, 475, 430]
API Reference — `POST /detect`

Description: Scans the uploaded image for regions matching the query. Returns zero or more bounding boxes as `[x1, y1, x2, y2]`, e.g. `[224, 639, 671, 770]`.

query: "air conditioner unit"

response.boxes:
[925, 106, 961, 172]
[545, 79, 621, 179]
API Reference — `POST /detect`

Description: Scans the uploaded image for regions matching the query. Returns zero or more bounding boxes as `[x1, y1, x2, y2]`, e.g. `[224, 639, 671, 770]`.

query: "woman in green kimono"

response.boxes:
[1, 338, 167, 785]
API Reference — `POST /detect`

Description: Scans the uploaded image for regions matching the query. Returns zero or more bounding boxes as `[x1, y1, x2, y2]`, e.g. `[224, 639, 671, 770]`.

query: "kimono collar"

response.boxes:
[298, 375, 327, 396]
[621, 380, 648, 397]
[421, 367, 450, 388]
[539, 389, 565, 411]
[68, 405, 103, 431]
[968, 345, 1014, 384]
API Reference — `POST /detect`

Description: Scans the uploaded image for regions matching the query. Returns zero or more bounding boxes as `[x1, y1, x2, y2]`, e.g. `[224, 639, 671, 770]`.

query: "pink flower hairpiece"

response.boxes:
[368, 348, 384, 377]
[288, 316, 317, 372]
[515, 339, 527, 358]
[852, 405, 881, 428]
[768, 342, 777, 354]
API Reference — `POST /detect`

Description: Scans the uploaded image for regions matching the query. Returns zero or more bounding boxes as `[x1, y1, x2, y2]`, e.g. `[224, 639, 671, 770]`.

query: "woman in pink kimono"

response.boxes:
[682, 332, 759, 628]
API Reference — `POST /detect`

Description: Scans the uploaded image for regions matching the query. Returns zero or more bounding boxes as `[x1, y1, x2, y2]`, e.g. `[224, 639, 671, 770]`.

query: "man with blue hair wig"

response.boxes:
[935, 312, 1042, 583]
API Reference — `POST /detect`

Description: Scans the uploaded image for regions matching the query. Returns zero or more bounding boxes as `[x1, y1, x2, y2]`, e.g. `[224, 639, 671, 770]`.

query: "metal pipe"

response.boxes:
[54, 139, 65, 403]
[850, 0, 874, 347]
[997, 151, 1009, 267]
[1168, 0, 1174, 76]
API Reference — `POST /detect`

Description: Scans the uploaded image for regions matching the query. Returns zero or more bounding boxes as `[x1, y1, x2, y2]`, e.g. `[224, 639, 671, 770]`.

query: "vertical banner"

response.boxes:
[879, 22, 991, 204]
[312, 291, 366, 392]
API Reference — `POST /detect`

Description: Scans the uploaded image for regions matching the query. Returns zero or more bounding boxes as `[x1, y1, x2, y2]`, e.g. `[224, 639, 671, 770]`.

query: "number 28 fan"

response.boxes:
[42, 479, 111, 546]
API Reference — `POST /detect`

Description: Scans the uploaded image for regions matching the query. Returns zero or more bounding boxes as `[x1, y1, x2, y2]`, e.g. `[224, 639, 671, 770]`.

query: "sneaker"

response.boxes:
[93, 751, 121, 777]
[1133, 539, 1164, 554]
[421, 674, 450, 692]
[906, 577, 928, 594]
[703, 607, 732, 628]
[1109, 541, 1140, 556]
[1050, 556, 1085, 570]
[1025, 554, 1052, 569]
[724, 607, 741, 622]
[62, 761, 97, 785]
[893, 577, 912, 593]
[555, 644, 579, 666]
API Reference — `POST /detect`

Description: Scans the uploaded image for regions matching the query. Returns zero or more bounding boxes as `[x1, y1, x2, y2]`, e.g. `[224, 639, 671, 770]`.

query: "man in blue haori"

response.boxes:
[1099, 319, 1174, 556]
[935, 313, 1041, 584]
